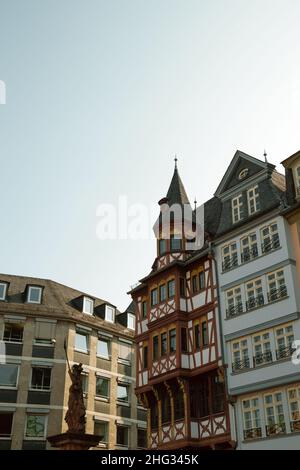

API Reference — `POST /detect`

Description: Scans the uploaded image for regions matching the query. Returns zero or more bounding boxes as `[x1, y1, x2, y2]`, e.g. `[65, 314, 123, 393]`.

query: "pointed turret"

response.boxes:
[166, 157, 190, 207]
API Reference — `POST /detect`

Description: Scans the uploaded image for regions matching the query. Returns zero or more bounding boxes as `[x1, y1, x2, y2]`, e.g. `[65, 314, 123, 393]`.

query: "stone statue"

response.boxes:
[64, 341, 86, 434]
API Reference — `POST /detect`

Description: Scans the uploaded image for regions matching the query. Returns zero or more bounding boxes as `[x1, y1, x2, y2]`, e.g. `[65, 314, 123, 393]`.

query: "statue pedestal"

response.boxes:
[47, 432, 101, 450]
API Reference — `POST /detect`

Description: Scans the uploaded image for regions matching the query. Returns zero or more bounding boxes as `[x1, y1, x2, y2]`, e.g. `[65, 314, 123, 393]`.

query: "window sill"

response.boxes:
[115, 445, 129, 450]
[0, 437, 11, 440]
[96, 355, 111, 361]
[97, 442, 108, 448]
[0, 386, 17, 390]
[118, 359, 131, 366]
[74, 349, 89, 355]
[222, 245, 281, 275]
[23, 437, 46, 441]
[3, 340, 23, 344]
[29, 388, 51, 392]
[33, 343, 54, 347]
[95, 396, 109, 403]
[117, 401, 130, 407]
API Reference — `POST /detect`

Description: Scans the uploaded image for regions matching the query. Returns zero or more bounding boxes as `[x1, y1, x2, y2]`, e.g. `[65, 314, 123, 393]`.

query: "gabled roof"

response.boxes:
[214, 150, 274, 197]
[281, 150, 300, 167]
[166, 165, 190, 206]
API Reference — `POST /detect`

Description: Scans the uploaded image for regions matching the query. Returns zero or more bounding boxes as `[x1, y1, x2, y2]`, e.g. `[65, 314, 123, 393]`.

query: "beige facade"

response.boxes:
[0, 274, 146, 450]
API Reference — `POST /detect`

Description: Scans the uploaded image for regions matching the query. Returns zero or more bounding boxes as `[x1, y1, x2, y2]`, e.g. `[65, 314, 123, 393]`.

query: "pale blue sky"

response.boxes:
[1, 0, 300, 309]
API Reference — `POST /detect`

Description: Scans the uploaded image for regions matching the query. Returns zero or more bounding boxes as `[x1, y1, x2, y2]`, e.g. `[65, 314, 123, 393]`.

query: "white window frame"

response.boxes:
[127, 314, 135, 330]
[3, 322, 24, 343]
[261, 221, 280, 252]
[275, 323, 294, 353]
[105, 305, 115, 323]
[24, 413, 48, 440]
[74, 331, 89, 354]
[245, 277, 264, 309]
[267, 269, 286, 301]
[0, 282, 7, 301]
[27, 286, 43, 304]
[117, 383, 130, 404]
[242, 397, 261, 437]
[247, 185, 260, 215]
[240, 232, 258, 263]
[231, 338, 249, 371]
[263, 391, 285, 435]
[83, 297, 94, 315]
[294, 166, 300, 195]
[232, 194, 243, 223]
[97, 337, 111, 359]
[30, 366, 52, 391]
[252, 330, 272, 365]
[94, 420, 109, 445]
[222, 241, 238, 270]
[288, 386, 300, 431]
[226, 286, 243, 316]
[0, 363, 20, 389]
[95, 376, 110, 400]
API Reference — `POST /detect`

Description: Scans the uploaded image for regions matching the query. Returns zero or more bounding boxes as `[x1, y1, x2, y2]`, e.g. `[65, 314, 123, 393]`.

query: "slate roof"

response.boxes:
[166, 166, 190, 206]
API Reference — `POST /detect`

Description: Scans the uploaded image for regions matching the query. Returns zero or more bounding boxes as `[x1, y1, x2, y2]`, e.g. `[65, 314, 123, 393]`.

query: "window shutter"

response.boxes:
[118, 341, 131, 361]
[35, 320, 56, 340]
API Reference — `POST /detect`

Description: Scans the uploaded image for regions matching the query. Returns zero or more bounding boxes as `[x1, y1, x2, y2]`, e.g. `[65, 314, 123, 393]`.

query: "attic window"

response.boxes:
[0, 282, 8, 301]
[127, 314, 135, 330]
[238, 168, 249, 180]
[105, 305, 115, 323]
[83, 297, 94, 315]
[27, 286, 42, 304]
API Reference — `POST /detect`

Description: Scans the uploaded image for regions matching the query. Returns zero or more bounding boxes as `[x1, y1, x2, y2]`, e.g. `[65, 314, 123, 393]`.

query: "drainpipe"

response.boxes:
[209, 241, 238, 449]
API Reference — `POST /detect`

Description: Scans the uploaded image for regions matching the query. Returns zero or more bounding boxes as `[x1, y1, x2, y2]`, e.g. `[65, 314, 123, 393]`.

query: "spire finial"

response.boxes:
[174, 154, 178, 169]
[264, 149, 268, 163]
[194, 197, 197, 211]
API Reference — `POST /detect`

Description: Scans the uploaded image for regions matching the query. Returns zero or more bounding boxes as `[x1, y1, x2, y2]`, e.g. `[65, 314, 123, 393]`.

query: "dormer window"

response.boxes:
[27, 286, 42, 304]
[0, 282, 8, 301]
[295, 166, 300, 195]
[105, 305, 115, 323]
[170, 234, 182, 252]
[127, 313, 135, 330]
[159, 239, 167, 255]
[247, 186, 260, 215]
[83, 297, 94, 315]
[232, 195, 243, 223]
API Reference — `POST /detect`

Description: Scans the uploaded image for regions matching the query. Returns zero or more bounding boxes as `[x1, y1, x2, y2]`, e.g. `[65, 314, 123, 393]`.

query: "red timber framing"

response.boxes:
[130, 252, 233, 450]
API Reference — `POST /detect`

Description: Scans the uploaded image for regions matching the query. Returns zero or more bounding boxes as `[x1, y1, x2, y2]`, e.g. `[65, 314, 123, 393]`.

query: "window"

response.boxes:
[212, 376, 225, 414]
[151, 288, 158, 307]
[261, 222, 280, 253]
[105, 305, 115, 323]
[246, 278, 264, 310]
[242, 398, 262, 439]
[267, 270, 287, 302]
[118, 341, 132, 363]
[31, 367, 51, 390]
[194, 323, 200, 349]
[231, 339, 249, 372]
[264, 392, 285, 435]
[169, 328, 176, 353]
[0, 364, 19, 387]
[34, 320, 56, 345]
[25, 414, 47, 439]
[170, 234, 182, 251]
[81, 373, 88, 394]
[222, 242, 238, 271]
[96, 377, 110, 398]
[241, 233, 258, 263]
[0, 412, 13, 438]
[94, 421, 108, 443]
[75, 332, 89, 353]
[247, 186, 260, 215]
[116, 425, 129, 447]
[181, 328, 188, 352]
[137, 428, 147, 448]
[252, 331, 272, 366]
[161, 332, 167, 356]
[288, 387, 300, 431]
[201, 320, 208, 347]
[275, 324, 294, 359]
[142, 301, 147, 319]
[159, 284, 166, 302]
[192, 275, 198, 294]
[143, 345, 148, 369]
[153, 336, 159, 361]
[97, 338, 111, 359]
[83, 297, 94, 315]
[27, 286, 42, 304]
[151, 402, 158, 430]
[3, 323, 23, 342]
[117, 383, 129, 403]
[0, 282, 7, 301]
[127, 313, 135, 330]
[199, 271, 205, 290]
[232, 194, 243, 223]
[159, 239, 167, 255]
[226, 287, 243, 317]
[295, 166, 300, 193]
[161, 394, 171, 424]
[167, 279, 175, 298]
[174, 389, 185, 420]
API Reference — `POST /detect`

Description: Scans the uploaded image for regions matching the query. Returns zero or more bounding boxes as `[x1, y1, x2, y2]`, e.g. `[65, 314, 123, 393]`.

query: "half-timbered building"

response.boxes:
[129, 162, 233, 449]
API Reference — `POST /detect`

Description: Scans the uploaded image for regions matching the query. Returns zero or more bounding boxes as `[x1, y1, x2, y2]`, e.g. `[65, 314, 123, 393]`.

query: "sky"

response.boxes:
[1, 0, 300, 310]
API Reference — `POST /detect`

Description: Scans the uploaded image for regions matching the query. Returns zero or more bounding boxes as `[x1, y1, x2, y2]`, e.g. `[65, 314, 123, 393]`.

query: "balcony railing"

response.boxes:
[267, 285, 287, 302]
[253, 351, 273, 367]
[276, 344, 295, 360]
[226, 302, 243, 318]
[222, 255, 238, 272]
[261, 237, 280, 254]
[241, 246, 258, 264]
[290, 420, 300, 432]
[243, 427, 262, 440]
[266, 423, 286, 436]
[246, 294, 264, 311]
[232, 357, 250, 372]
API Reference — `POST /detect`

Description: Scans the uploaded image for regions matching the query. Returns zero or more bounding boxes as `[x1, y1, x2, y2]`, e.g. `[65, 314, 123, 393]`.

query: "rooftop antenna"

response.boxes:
[264, 149, 268, 163]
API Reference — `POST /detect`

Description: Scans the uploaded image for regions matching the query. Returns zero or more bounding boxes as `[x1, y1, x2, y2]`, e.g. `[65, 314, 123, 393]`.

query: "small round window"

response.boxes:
[238, 168, 249, 180]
